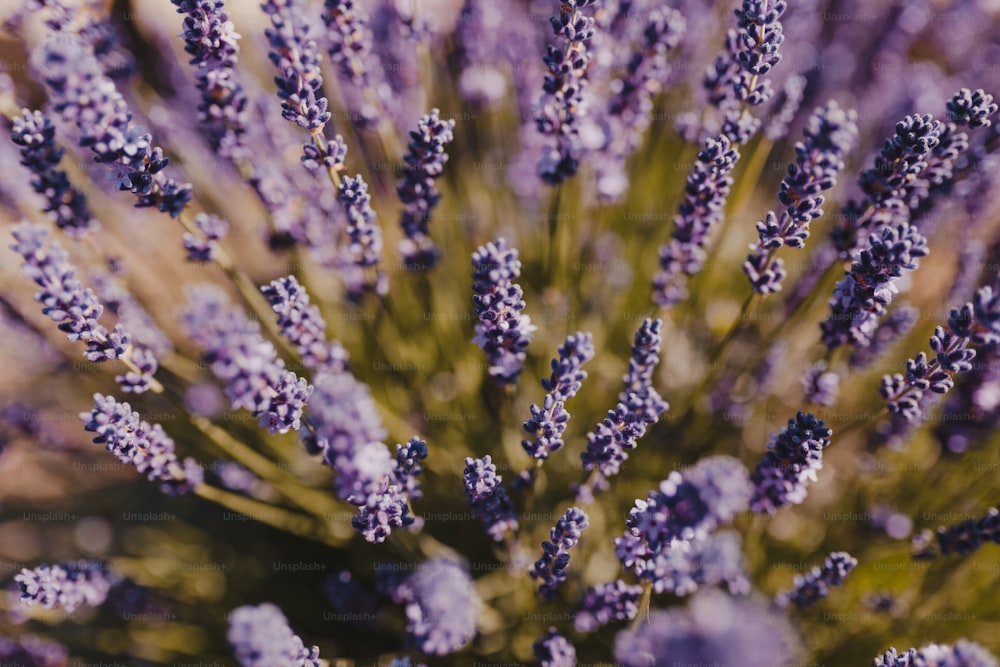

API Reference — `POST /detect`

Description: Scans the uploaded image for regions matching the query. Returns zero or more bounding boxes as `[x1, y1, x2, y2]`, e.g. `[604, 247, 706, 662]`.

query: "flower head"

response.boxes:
[773, 551, 857, 609]
[227, 603, 321, 667]
[750, 412, 832, 513]
[399, 559, 480, 655]
[16, 560, 121, 612]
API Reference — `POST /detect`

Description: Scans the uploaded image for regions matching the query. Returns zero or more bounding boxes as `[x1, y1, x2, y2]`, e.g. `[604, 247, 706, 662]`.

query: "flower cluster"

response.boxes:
[397, 559, 481, 655]
[652, 134, 740, 307]
[522, 332, 595, 459]
[339, 174, 387, 300]
[535, 0, 598, 184]
[534, 628, 576, 667]
[732, 0, 787, 106]
[873, 641, 997, 667]
[262, 0, 330, 132]
[15, 560, 121, 613]
[180, 284, 312, 435]
[183, 212, 228, 263]
[773, 551, 857, 609]
[530, 507, 589, 599]
[81, 393, 202, 494]
[463, 455, 519, 542]
[9, 109, 97, 237]
[913, 504, 1000, 558]
[744, 102, 859, 293]
[471, 238, 536, 385]
[321, 0, 376, 85]
[226, 603, 321, 667]
[750, 412, 832, 514]
[261, 275, 348, 372]
[397, 109, 456, 268]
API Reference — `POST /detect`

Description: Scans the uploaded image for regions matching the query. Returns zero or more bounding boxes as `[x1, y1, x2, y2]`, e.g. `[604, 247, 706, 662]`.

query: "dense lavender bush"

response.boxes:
[0, 1, 999, 665]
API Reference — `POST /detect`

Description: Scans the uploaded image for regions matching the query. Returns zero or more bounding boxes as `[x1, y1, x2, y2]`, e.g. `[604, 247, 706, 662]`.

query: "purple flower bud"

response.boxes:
[732, 0, 787, 106]
[15, 560, 121, 612]
[463, 455, 519, 542]
[773, 551, 857, 609]
[227, 603, 321, 667]
[534, 628, 576, 667]
[262, 0, 331, 132]
[750, 412, 832, 513]
[471, 238, 536, 385]
[523, 332, 595, 459]
[574, 579, 643, 632]
[183, 213, 228, 263]
[639, 530, 750, 596]
[400, 559, 480, 655]
[913, 504, 1000, 558]
[322, 0, 377, 85]
[947, 88, 998, 129]
[352, 480, 416, 543]
[873, 640, 997, 667]
[339, 174, 387, 300]
[394, 437, 428, 500]
[850, 304, 919, 369]
[530, 507, 589, 599]
[261, 275, 349, 372]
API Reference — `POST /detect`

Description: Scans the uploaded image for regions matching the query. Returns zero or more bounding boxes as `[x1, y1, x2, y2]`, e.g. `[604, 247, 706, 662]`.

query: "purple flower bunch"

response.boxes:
[81, 393, 202, 494]
[321, 0, 376, 86]
[471, 238, 536, 385]
[732, 0, 788, 106]
[750, 412, 832, 514]
[573, 579, 644, 632]
[339, 174, 387, 300]
[262, 0, 330, 133]
[913, 504, 1000, 558]
[463, 455, 519, 542]
[744, 102, 859, 294]
[396, 558, 480, 655]
[261, 275, 348, 372]
[530, 507, 589, 599]
[773, 551, 857, 609]
[15, 560, 121, 613]
[652, 134, 740, 307]
[522, 331, 595, 459]
[873, 640, 997, 667]
[226, 603, 321, 667]
[534, 628, 576, 667]
[180, 284, 312, 435]
[397, 109, 456, 269]
[183, 213, 228, 263]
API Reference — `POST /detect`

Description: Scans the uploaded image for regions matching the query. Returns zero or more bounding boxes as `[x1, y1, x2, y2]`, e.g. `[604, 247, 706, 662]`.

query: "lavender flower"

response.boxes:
[171, 0, 249, 161]
[912, 503, 1000, 558]
[89, 268, 173, 357]
[574, 579, 643, 632]
[773, 551, 857, 609]
[613, 590, 799, 667]
[463, 455, 519, 541]
[181, 285, 313, 435]
[750, 412, 832, 514]
[947, 88, 999, 129]
[15, 560, 120, 613]
[850, 304, 919, 369]
[578, 319, 668, 493]
[81, 393, 202, 494]
[394, 437, 428, 500]
[397, 109, 456, 268]
[744, 102, 859, 293]
[640, 530, 750, 596]
[306, 369, 386, 469]
[534, 628, 576, 667]
[530, 507, 589, 599]
[322, 0, 376, 85]
[0, 634, 68, 667]
[535, 0, 598, 184]
[37, 36, 192, 217]
[400, 558, 480, 655]
[261, 275, 348, 372]
[183, 213, 228, 263]
[801, 361, 839, 407]
[226, 603, 321, 667]
[339, 174, 387, 299]
[262, 0, 331, 132]
[522, 332, 595, 459]
[9, 109, 98, 237]
[732, 0, 787, 106]
[873, 641, 997, 667]
[820, 223, 929, 350]
[352, 480, 416, 543]
[652, 134, 740, 307]
[471, 238, 536, 385]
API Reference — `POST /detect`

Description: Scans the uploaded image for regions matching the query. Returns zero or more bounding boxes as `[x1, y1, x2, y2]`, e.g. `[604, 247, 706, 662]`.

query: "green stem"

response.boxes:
[630, 581, 654, 629]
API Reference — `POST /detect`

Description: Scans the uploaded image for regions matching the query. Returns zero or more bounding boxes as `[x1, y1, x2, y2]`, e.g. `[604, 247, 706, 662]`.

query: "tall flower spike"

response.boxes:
[535, 0, 598, 184]
[397, 109, 456, 269]
[750, 412, 832, 514]
[463, 455, 519, 542]
[744, 101, 859, 294]
[181, 285, 313, 435]
[849, 304, 919, 369]
[81, 393, 202, 494]
[522, 332, 595, 459]
[15, 560, 121, 613]
[947, 88, 998, 129]
[534, 628, 576, 667]
[171, 0, 250, 161]
[400, 559, 480, 655]
[183, 213, 228, 263]
[530, 507, 589, 599]
[635, 530, 750, 597]
[652, 134, 740, 307]
[36, 36, 192, 217]
[322, 0, 377, 85]
[574, 579, 643, 632]
[820, 222, 929, 350]
[339, 174, 387, 299]
[262, 0, 331, 132]
[773, 551, 857, 609]
[912, 503, 1000, 559]
[732, 0, 788, 106]
[872, 641, 997, 667]
[9, 109, 98, 237]
[261, 274, 349, 372]
[227, 603, 321, 667]
[471, 238, 536, 385]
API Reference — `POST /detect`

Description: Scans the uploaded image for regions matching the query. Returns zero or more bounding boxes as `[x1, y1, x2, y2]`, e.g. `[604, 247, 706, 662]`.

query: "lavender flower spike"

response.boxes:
[530, 507, 589, 599]
[912, 502, 1000, 559]
[523, 332, 595, 459]
[535, 0, 598, 184]
[873, 641, 997, 667]
[744, 102, 859, 294]
[773, 551, 857, 609]
[322, 0, 377, 85]
[732, 0, 788, 106]
[574, 579, 643, 632]
[183, 213, 228, 263]
[227, 603, 321, 667]
[81, 393, 203, 494]
[261, 275, 348, 372]
[534, 628, 576, 667]
[400, 558, 481, 655]
[171, 0, 250, 161]
[397, 109, 456, 269]
[262, 0, 331, 132]
[340, 173, 387, 300]
[9, 109, 98, 237]
[652, 134, 740, 307]
[15, 560, 120, 613]
[750, 412, 832, 514]
[463, 455, 519, 541]
[471, 238, 536, 385]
